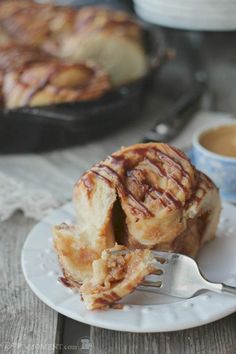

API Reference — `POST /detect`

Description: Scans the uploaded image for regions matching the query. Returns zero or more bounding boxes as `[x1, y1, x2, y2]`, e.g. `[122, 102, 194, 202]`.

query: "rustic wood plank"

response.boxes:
[0, 213, 59, 354]
[90, 314, 236, 354]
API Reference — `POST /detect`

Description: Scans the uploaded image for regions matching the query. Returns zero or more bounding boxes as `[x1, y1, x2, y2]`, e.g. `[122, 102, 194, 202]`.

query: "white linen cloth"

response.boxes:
[0, 111, 233, 221]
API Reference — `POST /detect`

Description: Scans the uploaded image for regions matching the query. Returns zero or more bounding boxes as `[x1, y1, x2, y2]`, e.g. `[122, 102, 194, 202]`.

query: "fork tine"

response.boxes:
[152, 268, 164, 275]
[140, 280, 162, 288]
[150, 250, 176, 263]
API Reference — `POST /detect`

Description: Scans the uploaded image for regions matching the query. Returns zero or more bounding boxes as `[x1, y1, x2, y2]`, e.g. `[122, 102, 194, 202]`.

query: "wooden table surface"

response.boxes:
[1, 31, 236, 354]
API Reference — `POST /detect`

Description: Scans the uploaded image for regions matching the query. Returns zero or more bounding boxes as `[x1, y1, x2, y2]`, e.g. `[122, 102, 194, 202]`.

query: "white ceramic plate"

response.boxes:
[21, 202, 236, 333]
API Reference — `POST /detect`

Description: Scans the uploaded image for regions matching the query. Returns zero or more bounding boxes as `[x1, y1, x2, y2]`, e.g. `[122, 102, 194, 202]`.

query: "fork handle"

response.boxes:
[221, 283, 236, 295]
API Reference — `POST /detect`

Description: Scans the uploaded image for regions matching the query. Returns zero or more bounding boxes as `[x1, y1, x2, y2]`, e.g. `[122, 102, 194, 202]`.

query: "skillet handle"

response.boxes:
[142, 72, 206, 143]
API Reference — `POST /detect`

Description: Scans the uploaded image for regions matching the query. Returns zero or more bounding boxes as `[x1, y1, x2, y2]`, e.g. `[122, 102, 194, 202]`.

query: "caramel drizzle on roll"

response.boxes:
[91, 164, 153, 217]
[83, 144, 197, 217]
[142, 156, 188, 194]
[113, 145, 193, 201]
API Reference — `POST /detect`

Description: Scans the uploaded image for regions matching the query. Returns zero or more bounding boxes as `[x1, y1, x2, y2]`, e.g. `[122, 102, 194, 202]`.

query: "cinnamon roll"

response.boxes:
[54, 143, 221, 297]
[3, 61, 111, 108]
[80, 245, 156, 310]
[73, 143, 221, 256]
[53, 6, 148, 86]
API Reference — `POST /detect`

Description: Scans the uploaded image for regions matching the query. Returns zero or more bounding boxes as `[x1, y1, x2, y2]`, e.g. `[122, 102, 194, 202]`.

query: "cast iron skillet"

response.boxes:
[0, 26, 167, 153]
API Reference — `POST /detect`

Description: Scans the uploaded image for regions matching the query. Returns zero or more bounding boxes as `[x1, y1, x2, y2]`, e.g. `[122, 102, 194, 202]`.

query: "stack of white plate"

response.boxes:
[134, 0, 236, 31]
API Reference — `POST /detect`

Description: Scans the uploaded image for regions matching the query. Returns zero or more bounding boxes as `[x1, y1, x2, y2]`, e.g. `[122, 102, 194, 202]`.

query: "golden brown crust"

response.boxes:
[3, 60, 111, 108]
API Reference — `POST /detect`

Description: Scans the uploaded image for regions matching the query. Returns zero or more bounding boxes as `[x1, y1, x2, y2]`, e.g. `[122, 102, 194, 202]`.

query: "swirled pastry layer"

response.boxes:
[3, 61, 111, 108]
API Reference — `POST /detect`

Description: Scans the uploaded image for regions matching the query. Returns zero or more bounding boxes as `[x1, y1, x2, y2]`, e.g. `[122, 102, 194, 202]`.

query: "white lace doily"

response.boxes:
[0, 172, 59, 221]
[0, 155, 74, 222]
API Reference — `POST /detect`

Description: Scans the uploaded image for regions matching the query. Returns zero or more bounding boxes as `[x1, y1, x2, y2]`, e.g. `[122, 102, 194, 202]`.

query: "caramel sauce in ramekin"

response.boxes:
[199, 124, 236, 158]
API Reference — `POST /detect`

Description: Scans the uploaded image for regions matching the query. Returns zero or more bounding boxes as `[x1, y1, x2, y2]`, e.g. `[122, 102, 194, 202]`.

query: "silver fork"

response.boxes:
[113, 250, 236, 298]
